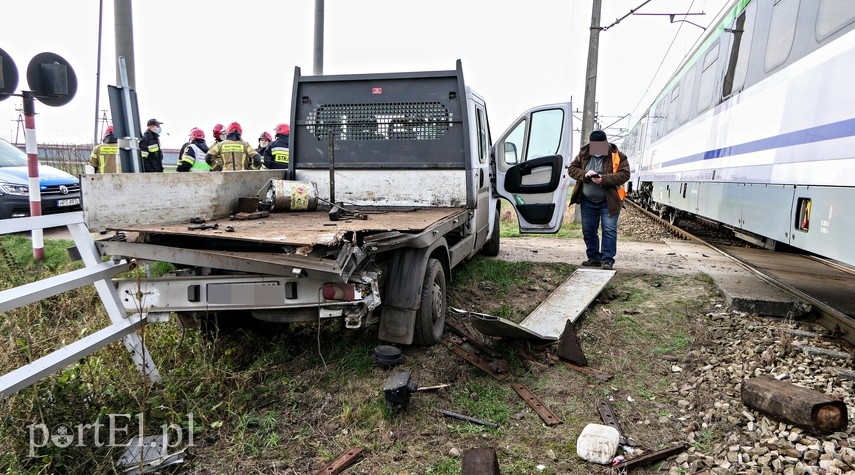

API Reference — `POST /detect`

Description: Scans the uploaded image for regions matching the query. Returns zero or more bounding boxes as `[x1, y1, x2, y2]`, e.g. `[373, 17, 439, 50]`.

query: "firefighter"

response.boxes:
[211, 123, 226, 148]
[139, 118, 164, 172]
[205, 122, 262, 171]
[257, 131, 272, 156]
[176, 128, 211, 172]
[89, 126, 121, 173]
[264, 123, 291, 177]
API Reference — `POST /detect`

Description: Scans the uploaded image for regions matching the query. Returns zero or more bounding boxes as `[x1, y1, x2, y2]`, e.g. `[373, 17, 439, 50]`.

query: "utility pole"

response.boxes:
[94, 0, 104, 144]
[313, 0, 325, 75]
[581, 0, 602, 145]
[114, 0, 136, 88]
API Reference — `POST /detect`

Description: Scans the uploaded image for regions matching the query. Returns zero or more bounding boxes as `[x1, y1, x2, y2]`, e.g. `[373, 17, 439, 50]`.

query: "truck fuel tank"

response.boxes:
[259, 179, 319, 212]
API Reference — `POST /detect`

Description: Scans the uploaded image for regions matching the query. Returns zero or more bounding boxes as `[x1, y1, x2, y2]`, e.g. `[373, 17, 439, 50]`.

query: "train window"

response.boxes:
[668, 86, 679, 132]
[697, 43, 720, 113]
[765, 0, 800, 72]
[722, 2, 758, 98]
[817, 0, 855, 40]
[795, 197, 811, 232]
[679, 65, 698, 124]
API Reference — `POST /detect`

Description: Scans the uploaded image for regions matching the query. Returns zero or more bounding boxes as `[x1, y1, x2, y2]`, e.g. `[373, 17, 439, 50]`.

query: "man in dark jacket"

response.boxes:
[264, 123, 291, 178]
[139, 118, 164, 172]
[567, 130, 630, 270]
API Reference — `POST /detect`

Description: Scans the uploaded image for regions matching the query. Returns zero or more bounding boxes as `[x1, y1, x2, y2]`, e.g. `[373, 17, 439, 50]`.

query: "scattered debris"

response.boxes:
[188, 216, 206, 224]
[383, 371, 418, 412]
[611, 444, 687, 471]
[800, 345, 854, 361]
[546, 353, 612, 381]
[438, 409, 498, 428]
[576, 423, 620, 464]
[461, 448, 500, 475]
[511, 383, 560, 426]
[597, 400, 632, 446]
[447, 336, 505, 380]
[116, 435, 186, 475]
[445, 319, 501, 358]
[233, 210, 270, 220]
[555, 320, 588, 366]
[315, 447, 364, 475]
[225, 226, 235, 232]
[373, 345, 403, 368]
[741, 375, 848, 433]
[187, 223, 218, 231]
[417, 384, 450, 392]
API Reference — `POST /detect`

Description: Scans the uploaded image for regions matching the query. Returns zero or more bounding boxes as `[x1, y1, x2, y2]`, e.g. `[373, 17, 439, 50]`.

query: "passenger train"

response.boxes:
[621, 0, 855, 267]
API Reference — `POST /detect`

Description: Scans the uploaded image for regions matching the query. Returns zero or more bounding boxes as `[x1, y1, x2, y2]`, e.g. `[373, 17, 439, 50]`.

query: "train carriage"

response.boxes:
[623, 0, 855, 266]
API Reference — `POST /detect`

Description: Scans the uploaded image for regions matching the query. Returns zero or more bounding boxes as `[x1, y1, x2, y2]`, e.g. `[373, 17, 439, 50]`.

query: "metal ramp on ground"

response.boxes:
[462, 268, 615, 341]
[0, 212, 160, 399]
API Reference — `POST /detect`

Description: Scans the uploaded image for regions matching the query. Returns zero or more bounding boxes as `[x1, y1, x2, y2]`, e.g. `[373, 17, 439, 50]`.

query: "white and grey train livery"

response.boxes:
[621, 0, 855, 267]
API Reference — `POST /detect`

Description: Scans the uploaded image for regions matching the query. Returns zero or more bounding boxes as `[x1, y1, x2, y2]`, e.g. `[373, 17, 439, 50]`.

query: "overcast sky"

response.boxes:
[1, 0, 730, 151]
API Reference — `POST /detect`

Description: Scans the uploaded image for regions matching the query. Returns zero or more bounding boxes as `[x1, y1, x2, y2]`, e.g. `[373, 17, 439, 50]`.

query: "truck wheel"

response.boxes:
[481, 205, 501, 257]
[413, 258, 446, 346]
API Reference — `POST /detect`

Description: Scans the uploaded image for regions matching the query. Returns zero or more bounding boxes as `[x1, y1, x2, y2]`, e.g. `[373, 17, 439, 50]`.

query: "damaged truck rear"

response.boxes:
[84, 61, 574, 346]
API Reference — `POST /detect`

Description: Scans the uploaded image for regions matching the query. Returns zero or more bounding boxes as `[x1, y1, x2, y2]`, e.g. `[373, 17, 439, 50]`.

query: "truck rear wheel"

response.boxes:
[481, 204, 501, 257]
[413, 258, 446, 346]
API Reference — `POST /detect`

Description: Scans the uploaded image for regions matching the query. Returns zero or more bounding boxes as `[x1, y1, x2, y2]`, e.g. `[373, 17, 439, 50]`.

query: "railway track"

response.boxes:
[625, 199, 855, 347]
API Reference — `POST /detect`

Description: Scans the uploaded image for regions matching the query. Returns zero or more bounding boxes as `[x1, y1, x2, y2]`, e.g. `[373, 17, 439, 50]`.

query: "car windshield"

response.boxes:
[0, 140, 28, 167]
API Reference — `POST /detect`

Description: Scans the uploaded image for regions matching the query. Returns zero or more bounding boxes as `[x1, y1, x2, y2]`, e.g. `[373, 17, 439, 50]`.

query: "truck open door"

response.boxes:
[493, 103, 573, 233]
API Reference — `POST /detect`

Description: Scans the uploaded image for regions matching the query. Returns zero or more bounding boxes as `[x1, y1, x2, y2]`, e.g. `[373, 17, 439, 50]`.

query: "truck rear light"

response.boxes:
[322, 283, 356, 301]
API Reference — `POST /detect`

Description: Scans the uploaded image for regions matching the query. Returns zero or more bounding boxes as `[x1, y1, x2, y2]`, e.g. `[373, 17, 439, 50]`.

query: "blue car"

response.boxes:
[0, 138, 82, 220]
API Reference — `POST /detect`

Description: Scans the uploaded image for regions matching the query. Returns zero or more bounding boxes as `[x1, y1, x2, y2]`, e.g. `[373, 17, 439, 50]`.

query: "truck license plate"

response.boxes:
[57, 198, 80, 207]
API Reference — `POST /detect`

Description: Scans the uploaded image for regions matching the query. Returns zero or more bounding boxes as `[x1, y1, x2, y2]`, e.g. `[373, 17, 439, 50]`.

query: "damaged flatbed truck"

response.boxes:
[83, 60, 574, 346]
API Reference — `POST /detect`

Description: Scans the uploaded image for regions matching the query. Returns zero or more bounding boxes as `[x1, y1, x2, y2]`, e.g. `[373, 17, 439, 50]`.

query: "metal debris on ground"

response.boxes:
[597, 400, 632, 446]
[383, 371, 419, 412]
[555, 320, 588, 366]
[438, 409, 498, 428]
[187, 223, 218, 230]
[315, 447, 364, 475]
[611, 444, 687, 471]
[233, 210, 270, 220]
[445, 319, 501, 358]
[511, 383, 561, 426]
[461, 448, 501, 475]
[447, 336, 505, 380]
[373, 345, 403, 368]
[546, 353, 612, 381]
[116, 435, 186, 474]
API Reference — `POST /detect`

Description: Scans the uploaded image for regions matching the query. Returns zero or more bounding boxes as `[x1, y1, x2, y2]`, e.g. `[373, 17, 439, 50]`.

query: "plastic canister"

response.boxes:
[576, 423, 620, 464]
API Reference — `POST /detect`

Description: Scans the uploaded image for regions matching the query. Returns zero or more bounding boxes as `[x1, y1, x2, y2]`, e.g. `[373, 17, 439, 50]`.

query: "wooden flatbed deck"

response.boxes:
[115, 207, 468, 246]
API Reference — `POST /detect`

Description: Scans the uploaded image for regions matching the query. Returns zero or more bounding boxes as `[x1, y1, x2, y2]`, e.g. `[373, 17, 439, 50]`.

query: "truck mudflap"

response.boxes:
[378, 239, 448, 345]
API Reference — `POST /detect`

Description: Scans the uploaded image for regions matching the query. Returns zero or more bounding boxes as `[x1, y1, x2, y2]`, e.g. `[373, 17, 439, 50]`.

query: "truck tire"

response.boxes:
[413, 258, 446, 346]
[481, 205, 501, 257]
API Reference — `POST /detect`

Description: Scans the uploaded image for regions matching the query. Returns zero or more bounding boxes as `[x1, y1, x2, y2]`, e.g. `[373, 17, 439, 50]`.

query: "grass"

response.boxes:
[499, 199, 582, 239]
[0, 219, 725, 474]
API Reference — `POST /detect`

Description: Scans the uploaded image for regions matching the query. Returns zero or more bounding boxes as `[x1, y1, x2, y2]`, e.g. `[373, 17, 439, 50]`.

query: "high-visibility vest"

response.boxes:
[90, 144, 121, 173]
[611, 151, 626, 201]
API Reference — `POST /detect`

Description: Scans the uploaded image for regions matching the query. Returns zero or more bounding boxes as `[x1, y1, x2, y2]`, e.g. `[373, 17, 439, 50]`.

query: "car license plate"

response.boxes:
[57, 198, 80, 207]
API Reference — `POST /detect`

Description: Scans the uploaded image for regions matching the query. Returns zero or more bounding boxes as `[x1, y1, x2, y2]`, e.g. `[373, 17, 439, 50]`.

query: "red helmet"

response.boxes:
[213, 123, 224, 137]
[104, 126, 114, 137]
[189, 127, 205, 140]
[274, 123, 290, 136]
[227, 122, 242, 135]
[259, 132, 272, 142]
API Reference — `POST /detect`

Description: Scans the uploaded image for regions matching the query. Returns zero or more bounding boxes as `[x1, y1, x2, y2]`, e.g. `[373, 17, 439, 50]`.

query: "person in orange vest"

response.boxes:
[567, 130, 630, 270]
[89, 126, 121, 173]
[176, 128, 212, 172]
[205, 122, 263, 171]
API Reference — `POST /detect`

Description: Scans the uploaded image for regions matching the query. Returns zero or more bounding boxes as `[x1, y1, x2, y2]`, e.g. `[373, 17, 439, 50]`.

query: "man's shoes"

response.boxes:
[601, 263, 613, 270]
[581, 260, 601, 267]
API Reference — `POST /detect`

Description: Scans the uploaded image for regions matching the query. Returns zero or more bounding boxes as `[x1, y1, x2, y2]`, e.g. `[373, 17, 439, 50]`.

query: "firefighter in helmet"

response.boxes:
[264, 123, 291, 178]
[257, 131, 272, 156]
[211, 124, 226, 148]
[177, 128, 212, 172]
[205, 122, 263, 171]
[89, 126, 121, 173]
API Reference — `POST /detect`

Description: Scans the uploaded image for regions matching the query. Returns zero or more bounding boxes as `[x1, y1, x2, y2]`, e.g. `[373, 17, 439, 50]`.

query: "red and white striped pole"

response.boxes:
[23, 91, 44, 261]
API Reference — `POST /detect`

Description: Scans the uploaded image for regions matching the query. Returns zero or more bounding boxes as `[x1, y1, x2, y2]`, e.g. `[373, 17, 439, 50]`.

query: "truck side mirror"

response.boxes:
[504, 142, 518, 164]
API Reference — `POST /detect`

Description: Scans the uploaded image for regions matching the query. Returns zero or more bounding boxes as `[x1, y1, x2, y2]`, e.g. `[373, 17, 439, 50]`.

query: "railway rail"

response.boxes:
[625, 199, 855, 347]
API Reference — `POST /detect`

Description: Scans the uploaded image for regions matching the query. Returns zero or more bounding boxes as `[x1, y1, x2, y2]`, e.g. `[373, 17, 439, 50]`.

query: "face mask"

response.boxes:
[155, 127, 162, 135]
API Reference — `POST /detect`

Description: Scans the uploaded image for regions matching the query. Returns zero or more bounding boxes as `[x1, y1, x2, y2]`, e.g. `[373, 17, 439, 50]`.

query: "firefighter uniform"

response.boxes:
[140, 119, 165, 172]
[177, 139, 211, 172]
[207, 139, 262, 171]
[89, 129, 121, 173]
